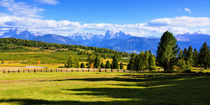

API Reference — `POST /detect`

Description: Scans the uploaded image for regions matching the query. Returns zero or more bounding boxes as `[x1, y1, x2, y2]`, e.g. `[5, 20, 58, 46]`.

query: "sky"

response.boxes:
[0, 0, 210, 37]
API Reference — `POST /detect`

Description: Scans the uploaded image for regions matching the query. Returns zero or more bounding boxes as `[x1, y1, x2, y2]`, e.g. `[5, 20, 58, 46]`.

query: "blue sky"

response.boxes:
[0, 0, 210, 37]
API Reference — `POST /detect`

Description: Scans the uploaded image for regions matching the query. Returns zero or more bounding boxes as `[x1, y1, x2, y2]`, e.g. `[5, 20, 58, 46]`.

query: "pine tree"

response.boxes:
[178, 50, 184, 60]
[156, 31, 178, 72]
[134, 54, 140, 70]
[183, 48, 188, 61]
[193, 48, 199, 67]
[105, 60, 111, 68]
[187, 46, 194, 67]
[127, 53, 136, 70]
[100, 62, 105, 68]
[120, 63, 123, 69]
[143, 50, 150, 69]
[138, 51, 145, 70]
[65, 56, 73, 68]
[94, 56, 100, 68]
[65, 55, 78, 68]
[80, 63, 85, 68]
[177, 58, 186, 72]
[199, 42, 209, 69]
[148, 54, 156, 71]
[112, 55, 119, 69]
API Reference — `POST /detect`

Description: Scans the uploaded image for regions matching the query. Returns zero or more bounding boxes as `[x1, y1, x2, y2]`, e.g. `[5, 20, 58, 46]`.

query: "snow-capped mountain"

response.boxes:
[1, 29, 209, 53]
[0, 29, 78, 45]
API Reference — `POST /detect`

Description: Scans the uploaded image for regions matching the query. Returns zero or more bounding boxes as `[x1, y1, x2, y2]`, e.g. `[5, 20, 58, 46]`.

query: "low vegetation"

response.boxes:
[0, 72, 210, 105]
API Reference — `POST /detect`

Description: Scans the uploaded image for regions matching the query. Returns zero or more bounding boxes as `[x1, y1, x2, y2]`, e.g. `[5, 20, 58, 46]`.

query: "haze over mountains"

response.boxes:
[0, 29, 209, 53]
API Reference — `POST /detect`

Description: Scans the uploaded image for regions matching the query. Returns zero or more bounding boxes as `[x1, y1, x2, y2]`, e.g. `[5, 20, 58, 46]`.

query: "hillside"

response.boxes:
[1, 29, 210, 53]
[0, 38, 129, 66]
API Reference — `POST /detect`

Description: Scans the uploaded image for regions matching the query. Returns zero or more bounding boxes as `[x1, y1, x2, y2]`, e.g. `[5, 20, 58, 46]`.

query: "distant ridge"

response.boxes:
[1, 29, 209, 53]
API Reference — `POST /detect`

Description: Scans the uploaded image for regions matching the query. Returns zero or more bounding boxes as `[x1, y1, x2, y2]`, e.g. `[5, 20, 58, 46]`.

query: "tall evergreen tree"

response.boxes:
[143, 50, 150, 69]
[199, 42, 209, 69]
[120, 63, 123, 69]
[105, 60, 111, 68]
[183, 48, 188, 61]
[193, 48, 199, 67]
[94, 56, 100, 68]
[127, 53, 136, 70]
[178, 50, 184, 60]
[100, 62, 105, 68]
[112, 55, 119, 69]
[148, 54, 156, 71]
[187, 46, 194, 66]
[156, 31, 178, 72]
[137, 51, 145, 70]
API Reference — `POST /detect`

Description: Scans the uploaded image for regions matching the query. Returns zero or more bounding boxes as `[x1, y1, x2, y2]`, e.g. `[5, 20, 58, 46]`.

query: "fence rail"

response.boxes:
[0, 68, 135, 73]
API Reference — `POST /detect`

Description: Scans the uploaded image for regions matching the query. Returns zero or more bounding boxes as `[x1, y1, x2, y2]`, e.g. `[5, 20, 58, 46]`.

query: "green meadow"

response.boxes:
[0, 72, 210, 105]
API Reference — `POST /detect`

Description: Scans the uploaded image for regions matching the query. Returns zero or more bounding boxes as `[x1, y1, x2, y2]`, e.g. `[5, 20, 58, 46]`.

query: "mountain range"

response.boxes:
[0, 28, 209, 54]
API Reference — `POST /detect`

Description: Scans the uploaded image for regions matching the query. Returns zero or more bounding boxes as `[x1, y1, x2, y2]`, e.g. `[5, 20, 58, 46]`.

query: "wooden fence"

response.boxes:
[0, 68, 135, 73]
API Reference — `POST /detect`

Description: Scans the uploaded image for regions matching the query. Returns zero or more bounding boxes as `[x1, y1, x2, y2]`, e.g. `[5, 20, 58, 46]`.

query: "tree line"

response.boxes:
[156, 31, 209, 72]
[63, 31, 209, 72]
[64, 54, 123, 69]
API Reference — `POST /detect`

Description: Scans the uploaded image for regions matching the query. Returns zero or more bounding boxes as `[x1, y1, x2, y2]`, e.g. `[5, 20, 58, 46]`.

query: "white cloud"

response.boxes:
[184, 8, 192, 13]
[36, 0, 59, 5]
[0, 0, 44, 17]
[0, 14, 210, 37]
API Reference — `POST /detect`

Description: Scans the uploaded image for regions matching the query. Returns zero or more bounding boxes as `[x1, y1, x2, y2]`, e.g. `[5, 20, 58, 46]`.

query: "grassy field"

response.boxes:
[0, 72, 210, 105]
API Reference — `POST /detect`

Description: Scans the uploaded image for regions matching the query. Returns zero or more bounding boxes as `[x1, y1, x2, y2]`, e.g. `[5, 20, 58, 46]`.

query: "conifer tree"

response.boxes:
[148, 54, 156, 71]
[105, 60, 111, 68]
[112, 55, 119, 69]
[193, 48, 199, 67]
[127, 53, 136, 70]
[177, 58, 186, 72]
[178, 50, 184, 60]
[138, 51, 145, 70]
[143, 50, 150, 69]
[101, 62, 105, 68]
[187, 46, 194, 66]
[199, 42, 209, 69]
[120, 63, 123, 69]
[183, 48, 188, 61]
[156, 31, 178, 72]
[65, 55, 78, 68]
[94, 56, 100, 68]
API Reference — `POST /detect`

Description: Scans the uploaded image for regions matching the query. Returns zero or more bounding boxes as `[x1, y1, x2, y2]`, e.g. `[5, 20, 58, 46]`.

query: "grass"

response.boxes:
[0, 72, 210, 105]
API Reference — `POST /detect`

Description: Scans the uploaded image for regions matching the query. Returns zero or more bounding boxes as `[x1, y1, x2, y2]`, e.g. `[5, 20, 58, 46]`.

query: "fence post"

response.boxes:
[18, 69, 20, 73]
[99, 68, 101, 72]
[3, 70, 5, 73]
[34, 69, 36, 73]
[8, 70, 10, 73]
[111, 69, 113, 72]
[56, 69, 58, 72]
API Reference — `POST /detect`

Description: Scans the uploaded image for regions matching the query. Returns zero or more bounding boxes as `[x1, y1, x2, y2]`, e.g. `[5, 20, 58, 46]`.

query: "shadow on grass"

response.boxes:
[0, 99, 138, 105]
[65, 74, 210, 105]
[1, 73, 210, 105]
